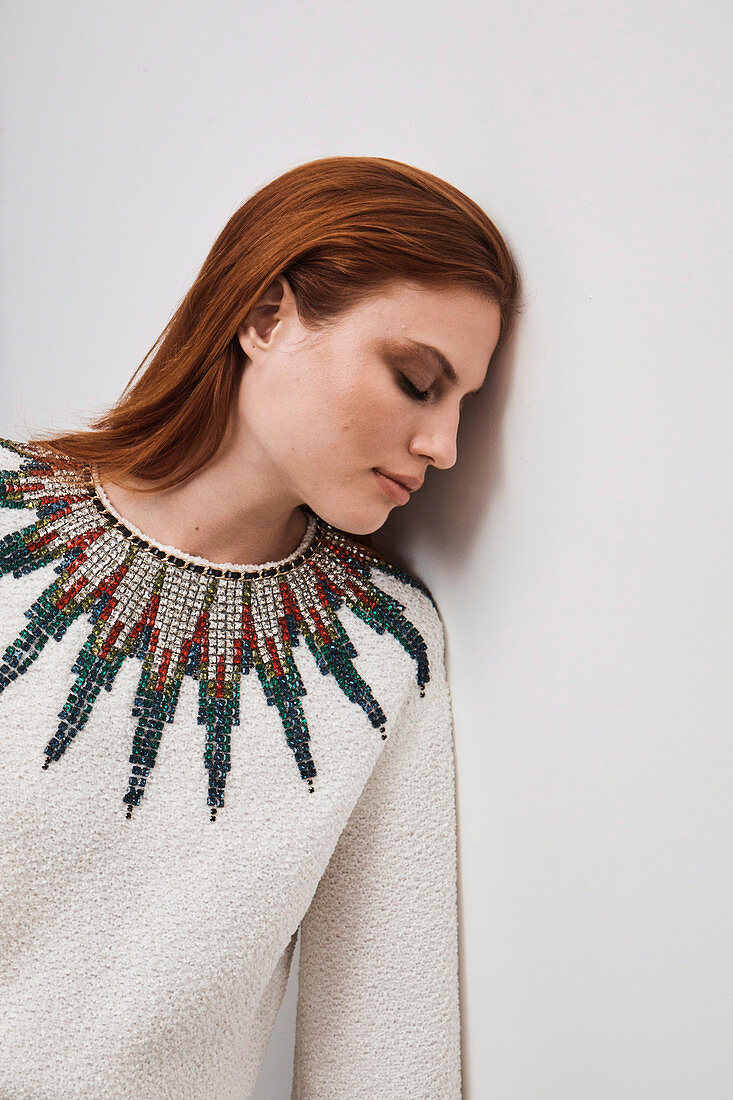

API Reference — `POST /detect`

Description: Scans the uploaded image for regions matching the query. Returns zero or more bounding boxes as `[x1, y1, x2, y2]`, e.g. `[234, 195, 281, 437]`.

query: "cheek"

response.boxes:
[270, 361, 410, 475]
[333, 377, 401, 443]
[307, 389, 370, 447]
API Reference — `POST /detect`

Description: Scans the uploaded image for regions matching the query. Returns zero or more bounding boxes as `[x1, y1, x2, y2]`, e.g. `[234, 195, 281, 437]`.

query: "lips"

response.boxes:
[375, 469, 423, 492]
[373, 469, 420, 506]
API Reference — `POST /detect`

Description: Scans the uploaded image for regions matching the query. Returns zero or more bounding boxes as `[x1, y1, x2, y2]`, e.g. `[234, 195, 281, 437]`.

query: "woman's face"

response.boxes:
[235, 277, 502, 535]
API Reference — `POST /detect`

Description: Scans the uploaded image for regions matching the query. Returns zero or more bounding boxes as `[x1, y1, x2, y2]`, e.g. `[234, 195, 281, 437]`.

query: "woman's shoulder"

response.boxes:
[0, 436, 35, 464]
[0, 436, 45, 513]
[331, 535, 451, 730]
[332, 527, 448, 669]
[0, 435, 75, 518]
[0, 435, 67, 470]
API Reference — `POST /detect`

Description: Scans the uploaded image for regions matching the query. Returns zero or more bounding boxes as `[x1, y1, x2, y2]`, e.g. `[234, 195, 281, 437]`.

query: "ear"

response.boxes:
[237, 275, 297, 355]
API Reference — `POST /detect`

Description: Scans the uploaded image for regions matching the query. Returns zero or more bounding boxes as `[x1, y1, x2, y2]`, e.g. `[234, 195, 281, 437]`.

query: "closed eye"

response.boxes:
[397, 373, 431, 403]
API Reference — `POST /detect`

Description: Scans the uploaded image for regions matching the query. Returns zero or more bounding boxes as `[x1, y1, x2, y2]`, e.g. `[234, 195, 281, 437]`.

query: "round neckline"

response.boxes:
[89, 464, 319, 579]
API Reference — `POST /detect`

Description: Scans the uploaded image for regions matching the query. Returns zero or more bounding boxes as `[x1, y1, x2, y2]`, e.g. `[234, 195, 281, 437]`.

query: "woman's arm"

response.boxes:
[291, 614, 462, 1099]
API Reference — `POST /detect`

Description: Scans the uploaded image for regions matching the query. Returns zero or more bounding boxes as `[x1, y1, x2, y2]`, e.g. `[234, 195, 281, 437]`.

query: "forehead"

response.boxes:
[345, 279, 502, 365]
[330, 279, 497, 343]
[357, 278, 491, 321]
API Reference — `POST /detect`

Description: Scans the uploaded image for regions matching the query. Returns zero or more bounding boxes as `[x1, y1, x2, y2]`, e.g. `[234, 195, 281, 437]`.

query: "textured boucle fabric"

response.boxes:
[0, 438, 462, 1099]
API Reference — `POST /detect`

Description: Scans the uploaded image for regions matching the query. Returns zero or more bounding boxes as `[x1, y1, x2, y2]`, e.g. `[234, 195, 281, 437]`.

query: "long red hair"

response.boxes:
[28, 155, 522, 492]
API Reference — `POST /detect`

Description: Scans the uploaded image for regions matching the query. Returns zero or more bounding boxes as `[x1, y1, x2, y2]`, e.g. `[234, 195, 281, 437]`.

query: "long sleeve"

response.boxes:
[291, 613, 462, 1099]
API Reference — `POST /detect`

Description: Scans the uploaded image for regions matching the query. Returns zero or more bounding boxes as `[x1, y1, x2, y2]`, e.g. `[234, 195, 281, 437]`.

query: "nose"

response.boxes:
[408, 406, 459, 470]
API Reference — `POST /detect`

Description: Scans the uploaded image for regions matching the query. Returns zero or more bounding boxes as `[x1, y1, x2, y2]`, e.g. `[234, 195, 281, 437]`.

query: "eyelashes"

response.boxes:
[397, 373, 431, 403]
[392, 361, 473, 415]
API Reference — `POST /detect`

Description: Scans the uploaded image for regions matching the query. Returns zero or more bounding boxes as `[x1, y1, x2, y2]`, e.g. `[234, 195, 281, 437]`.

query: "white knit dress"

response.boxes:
[0, 436, 462, 1100]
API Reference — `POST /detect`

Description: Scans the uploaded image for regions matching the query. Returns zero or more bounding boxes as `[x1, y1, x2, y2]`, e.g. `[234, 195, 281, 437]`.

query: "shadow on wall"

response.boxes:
[374, 328, 519, 577]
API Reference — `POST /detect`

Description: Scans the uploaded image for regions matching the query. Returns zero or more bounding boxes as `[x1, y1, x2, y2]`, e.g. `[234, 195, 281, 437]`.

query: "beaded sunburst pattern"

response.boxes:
[0, 438, 433, 820]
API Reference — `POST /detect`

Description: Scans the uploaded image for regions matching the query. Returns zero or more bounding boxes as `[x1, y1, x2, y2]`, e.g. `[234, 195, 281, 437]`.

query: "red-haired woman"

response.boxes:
[0, 156, 521, 1099]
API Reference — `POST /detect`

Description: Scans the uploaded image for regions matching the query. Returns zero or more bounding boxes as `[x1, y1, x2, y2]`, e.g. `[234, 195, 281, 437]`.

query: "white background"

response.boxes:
[2, 2, 731, 1096]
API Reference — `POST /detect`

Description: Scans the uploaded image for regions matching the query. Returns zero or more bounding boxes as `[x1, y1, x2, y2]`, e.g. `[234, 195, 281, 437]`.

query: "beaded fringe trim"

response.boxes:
[0, 438, 434, 820]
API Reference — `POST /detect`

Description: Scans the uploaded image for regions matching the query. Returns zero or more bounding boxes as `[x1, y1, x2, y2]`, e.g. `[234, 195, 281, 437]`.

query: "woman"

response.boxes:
[0, 155, 521, 1098]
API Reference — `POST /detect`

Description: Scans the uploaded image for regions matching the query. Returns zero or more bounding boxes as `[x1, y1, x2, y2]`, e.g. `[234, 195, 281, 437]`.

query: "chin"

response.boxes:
[309, 498, 391, 537]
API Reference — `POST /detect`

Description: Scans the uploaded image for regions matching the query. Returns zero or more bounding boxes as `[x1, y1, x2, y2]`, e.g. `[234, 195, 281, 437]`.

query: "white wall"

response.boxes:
[2, 2, 731, 1096]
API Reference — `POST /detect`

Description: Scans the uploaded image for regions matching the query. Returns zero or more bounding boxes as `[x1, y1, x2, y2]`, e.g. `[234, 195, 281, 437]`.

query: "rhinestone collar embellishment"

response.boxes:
[0, 439, 433, 820]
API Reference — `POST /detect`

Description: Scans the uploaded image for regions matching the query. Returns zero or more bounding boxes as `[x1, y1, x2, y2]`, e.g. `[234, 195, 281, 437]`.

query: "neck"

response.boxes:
[98, 434, 308, 568]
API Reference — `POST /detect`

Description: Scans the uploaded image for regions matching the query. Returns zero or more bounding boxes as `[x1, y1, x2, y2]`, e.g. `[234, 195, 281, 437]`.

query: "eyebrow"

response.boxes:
[379, 337, 485, 397]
